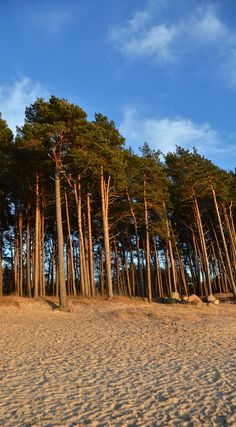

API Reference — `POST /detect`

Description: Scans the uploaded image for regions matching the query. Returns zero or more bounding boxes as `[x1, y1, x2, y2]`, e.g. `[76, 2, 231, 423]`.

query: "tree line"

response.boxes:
[0, 96, 235, 310]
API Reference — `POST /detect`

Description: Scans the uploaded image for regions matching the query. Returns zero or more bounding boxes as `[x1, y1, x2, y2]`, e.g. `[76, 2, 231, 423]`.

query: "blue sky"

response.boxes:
[1, 0, 236, 171]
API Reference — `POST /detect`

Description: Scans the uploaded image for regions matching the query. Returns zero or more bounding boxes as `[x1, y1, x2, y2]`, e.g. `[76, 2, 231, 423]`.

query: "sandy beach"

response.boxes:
[0, 297, 236, 426]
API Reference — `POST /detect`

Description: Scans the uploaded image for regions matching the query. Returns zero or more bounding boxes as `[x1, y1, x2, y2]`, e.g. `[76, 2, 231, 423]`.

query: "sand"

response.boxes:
[0, 297, 236, 427]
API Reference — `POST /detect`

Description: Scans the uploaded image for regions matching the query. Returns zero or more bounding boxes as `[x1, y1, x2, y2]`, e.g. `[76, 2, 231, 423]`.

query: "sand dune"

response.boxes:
[0, 297, 236, 426]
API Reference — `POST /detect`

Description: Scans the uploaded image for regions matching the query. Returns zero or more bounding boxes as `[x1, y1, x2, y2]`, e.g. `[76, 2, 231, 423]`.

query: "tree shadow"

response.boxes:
[43, 299, 59, 310]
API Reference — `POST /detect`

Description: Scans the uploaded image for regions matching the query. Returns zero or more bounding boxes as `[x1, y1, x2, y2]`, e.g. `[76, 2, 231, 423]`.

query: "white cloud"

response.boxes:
[190, 5, 227, 43]
[0, 77, 49, 133]
[125, 24, 177, 62]
[120, 107, 236, 163]
[110, 7, 178, 63]
[109, 2, 236, 82]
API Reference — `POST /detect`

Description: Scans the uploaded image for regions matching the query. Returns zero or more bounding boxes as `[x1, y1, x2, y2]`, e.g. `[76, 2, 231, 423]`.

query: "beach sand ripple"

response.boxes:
[0, 297, 236, 426]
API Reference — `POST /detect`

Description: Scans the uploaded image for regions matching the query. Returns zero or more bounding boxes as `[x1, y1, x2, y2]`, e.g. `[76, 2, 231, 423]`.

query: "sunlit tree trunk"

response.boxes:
[193, 191, 212, 296]
[14, 222, 19, 295]
[153, 237, 163, 298]
[87, 192, 95, 297]
[113, 239, 121, 295]
[125, 251, 132, 297]
[64, 189, 76, 296]
[101, 167, 113, 299]
[100, 247, 105, 297]
[223, 204, 236, 279]
[211, 185, 236, 296]
[74, 178, 89, 297]
[41, 193, 46, 297]
[126, 189, 143, 297]
[34, 173, 40, 298]
[144, 177, 152, 302]
[26, 211, 32, 297]
[55, 168, 69, 311]
[18, 212, 23, 297]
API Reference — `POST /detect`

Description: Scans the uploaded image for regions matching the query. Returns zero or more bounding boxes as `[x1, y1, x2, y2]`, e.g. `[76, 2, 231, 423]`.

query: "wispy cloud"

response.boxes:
[25, 4, 76, 36]
[109, 2, 236, 84]
[110, 7, 178, 63]
[190, 4, 227, 43]
[120, 106, 236, 168]
[0, 77, 49, 132]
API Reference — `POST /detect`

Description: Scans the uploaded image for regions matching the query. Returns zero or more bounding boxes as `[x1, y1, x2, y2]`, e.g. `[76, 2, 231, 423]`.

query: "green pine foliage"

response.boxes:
[0, 97, 235, 299]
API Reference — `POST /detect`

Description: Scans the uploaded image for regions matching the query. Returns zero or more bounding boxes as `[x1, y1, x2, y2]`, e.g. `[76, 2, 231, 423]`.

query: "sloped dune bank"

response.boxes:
[0, 297, 236, 426]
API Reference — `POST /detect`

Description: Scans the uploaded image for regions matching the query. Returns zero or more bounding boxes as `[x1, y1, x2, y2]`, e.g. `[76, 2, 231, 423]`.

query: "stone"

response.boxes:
[214, 299, 220, 305]
[171, 292, 180, 300]
[207, 294, 216, 303]
[188, 294, 203, 305]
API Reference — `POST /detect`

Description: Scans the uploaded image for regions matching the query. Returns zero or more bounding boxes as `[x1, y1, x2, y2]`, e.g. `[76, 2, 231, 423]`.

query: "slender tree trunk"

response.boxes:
[34, 173, 40, 298]
[26, 213, 32, 297]
[83, 212, 91, 297]
[223, 204, 236, 278]
[191, 229, 201, 294]
[211, 185, 236, 296]
[100, 247, 105, 297]
[172, 234, 188, 297]
[144, 177, 152, 302]
[74, 178, 89, 297]
[212, 243, 222, 293]
[113, 239, 121, 295]
[55, 168, 69, 311]
[87, 192, 96, 297]
[129, 244, 136, 296]
[18, 212, 23, 297]
[125, 251, 132, 297]
[126, 189, 143, 297]
[153, 237, 163, 298]
[101, 167, 113, 299]
[165, 246, 171, 296]
[193, 191, 212, 296]
[41, 194, 46, 297]
[14, 222, 19, 295]
[164, 204, 177, 294]
[229, 203, 236, 249]
[212, 224, 229, 292]
[51, 240, 55, 296]
[64, 189, 76, 296]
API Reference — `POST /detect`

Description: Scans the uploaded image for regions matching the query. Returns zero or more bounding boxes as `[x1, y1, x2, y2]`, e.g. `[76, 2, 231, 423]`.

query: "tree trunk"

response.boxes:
[41, 193, 46, 297]
[144, 177, 152, 302]
[223, 204, 236, 279]
[126, 189, 143, 297]
[193, 191, 212, 296]
[14, 222, 19, 295]
[87, 192, 96, 297]
[74, 178, 89, 297]
[34, 173, 40, 298]
[55, 168, 69, 311]
[211, 185, 236, 296]
[64, 189, 76, 296]
[101, 167, 113, 299]
[153, 237, 163, 298]
[100, 247, 105, 297]
[26, 213, 32, 297]
[18, 212, 23, 297]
